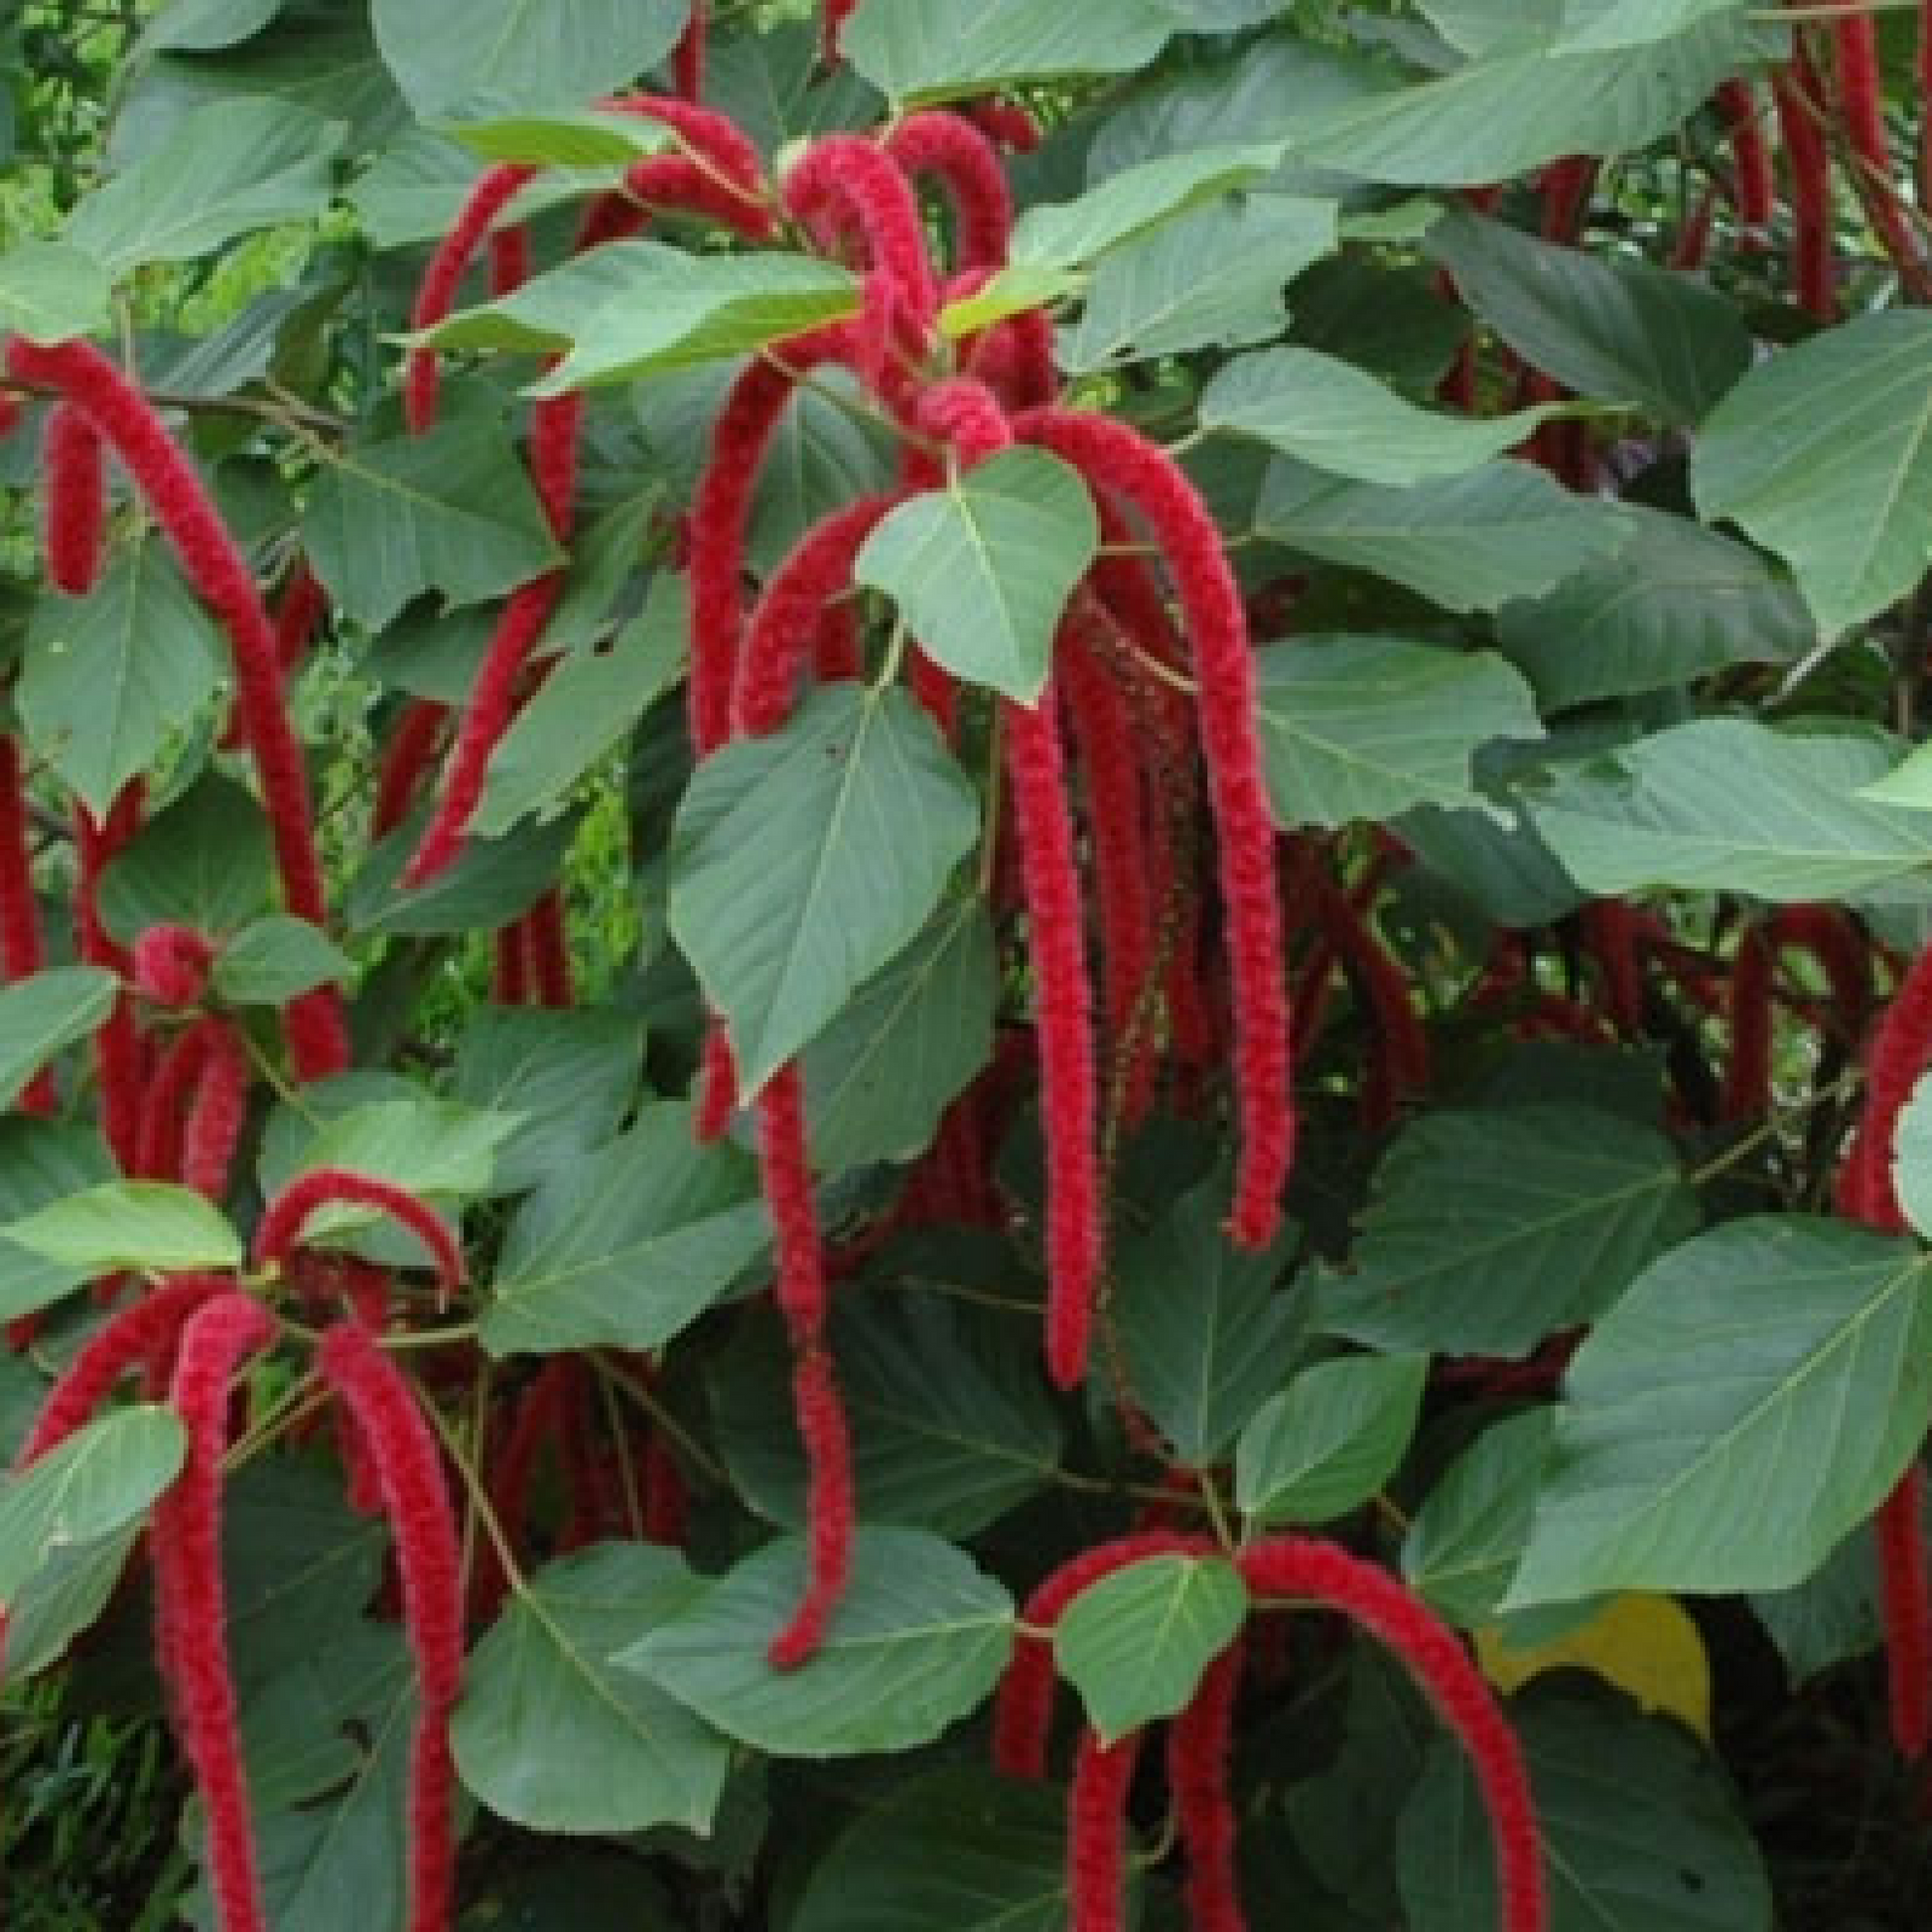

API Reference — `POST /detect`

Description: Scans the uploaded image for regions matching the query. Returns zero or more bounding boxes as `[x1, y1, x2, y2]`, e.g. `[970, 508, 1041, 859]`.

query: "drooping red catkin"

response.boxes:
[1311, 869, 1429, 1123]
[1580, 901, 1645, 1038]
[317, 1322, 464, 1932]
[182, 1020, 249, 1200]
[672, 0, 706, 99]
[402, 574, 562, 886]
[486, 223, 530, 299]
[1773, 53, 1838, 322]
[135, 1022, 212, 1181]
[1840, 941, 1932, 1231]
[5, 338, 346, 1077]
[0, 738, 52, 1114]
[732, 495, 897, 736]
[151, 1292, 277, 1932]
[782, 135, 939, 321]
[1068, 1726, 1145, 1932]
[812, 597, 863, 683]
[471, 1359, 569, 1618]
[404, 163, 535, 434]
[1877, 1463, 1932, 1758]
[963, 100, 1043, 155]
[995, 1531, 1216, 1779]
[43, 402, 105, 596]
[218, 563, 328, 751]
[884, 112, 1015, 269]
[255, 1170, 465, 1299]
[15, 1276, 228, 1466]
[132, 923, 216, 1009]
[491, 921, 531, 1006]
[374, 700, 449, 839]
[1239, 1537, 1546, 1932]
[1018, 407, 1293, 1249]
[688, 328, 855, 755]
[1170, 1639, 1247, 1932]
[820, 0, 858, 62]
[695, 1025, 738, 1142]
[1720, 925, 1775, 1124]
[1830, 5, 1929, 288]
[1771, 903, 1870, 1039]
[642, 1431, 689, 1546]
[523, 890, 574, 1008]
[1538, 157, 1596, 242]
[74, 791, 146, 1169]
[1717, 79, 1776, 234]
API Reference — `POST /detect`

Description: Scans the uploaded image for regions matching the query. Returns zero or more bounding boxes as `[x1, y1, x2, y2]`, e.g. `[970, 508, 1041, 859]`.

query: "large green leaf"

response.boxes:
[855, 450, 1097, 704]
[843, 0, 1176, 100]
[1403, 1410, 1560, 1628]
[3, 1181, 243, 1278]
[1316, 1104, 1698, 1359]
[441, 106, 675, 169]
[1256, 458, 1632, 612]
[1236, 1353, 1429, 1527]
[618, 1528, 1013, 1758]
[792, 1770, 1078, 1932]
[0, 1407, 186, 1604]
[1506, 1219, 1932, 1607]
[669, 683, 980, 1095]
[96, 774, 272, 944]
[1255, 635, 1542, 828]
[209, 916, 349, 1009]
[1059, 194, 1337, 373]
[141, 0, 283, 54]
[1397, 1696, 1773, 1931]
[1424, 209, 1750, 424]
[66, 97, 345, 270]
[1494, 507, 1815, 708]
[22, 531, 223, 816]
[1529, 721, 1932, 903]
[0, 968, 118, 1112]
[801, 896, 997, 1173]
[453, 1545, 731, 1836]
[370, 0, 687, 118]
[1114, 1176, 1301, 1464]
[346, 810, 578, 937]
[1286, 14, 1754, 185]
[302, 415, 563, 631]
[0, 240, 113, 345]
[1203, 347, 1579, 486]
[709, 1293, 1061, 1539]
[1693, 311, 1932, 638]
[0, 1119, 117, 1320]
[483, 1106, 769, 1357]
[450, 1006, 644, 1195]
[1053, 1554, 1248, 1743]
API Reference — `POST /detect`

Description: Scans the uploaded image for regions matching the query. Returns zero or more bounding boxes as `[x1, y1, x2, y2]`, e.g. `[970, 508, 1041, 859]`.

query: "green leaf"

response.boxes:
[1316, 1104, 1698, 1360]
[709, 1292, 1062, 1539]
[0, 240, 113, 345]
[1403, 1410, 1560, 1628]
[1054, 1554, 1248, 1743]
[855, 450, 1097, 704]
[1692, 312, 1932, 637]
[801, 895, 997, 1173]
[618, 1527, 1013, 1757]
[1203, 346, 1582, 486]
[0, 1407, 187, 1604]
[302, 415, 563, 631]
[669, 683, 980, 1095]
[1494, 507, 1816, 708]
[1286, 14, 1754, 185]
[1255, 635, 1542, 828]
[453, 1545, 731, 1836]
[472, 580, 684, 837]
[96, 774, 272, 945]
[1115, 1176, 1301, 1463]
[441, 106, 675, 168]
[370, 0, 687, 118]
[1256, 458, 1632, 613]
[2, 1528, 141, 1681]
[1506, 1219, 1932, 1608]
[210, 916, 349, 1007]
[0, 1119, 118, 1320]
[1529, 720, 1932, 903]
[1424, 208, 1750, 424]
[1012, 142, 1291, 270]
[67, 97, 345, 271]
[483, 1106, 769, 1357]
[1397, 1696, 1774, 1932]
[844, 0, 1177, 101]
[1059, 193, 1337, 373]
[3, 1182, 243, 1277]
[141, 0, 283, 54]
[792, 1770, 1078, 1932]
[0, 967, 118, 1111]
[1236, 1353, 1429, 1527]
[937, 266, 1084, 342]
[451, 1006, 644, 1195]
[22, 531, 223, 817]
[346, 809, 579, 937]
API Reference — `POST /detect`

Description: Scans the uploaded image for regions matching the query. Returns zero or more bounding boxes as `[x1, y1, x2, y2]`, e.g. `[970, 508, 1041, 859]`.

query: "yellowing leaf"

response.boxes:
[1476, 1591, 1710, 1740]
